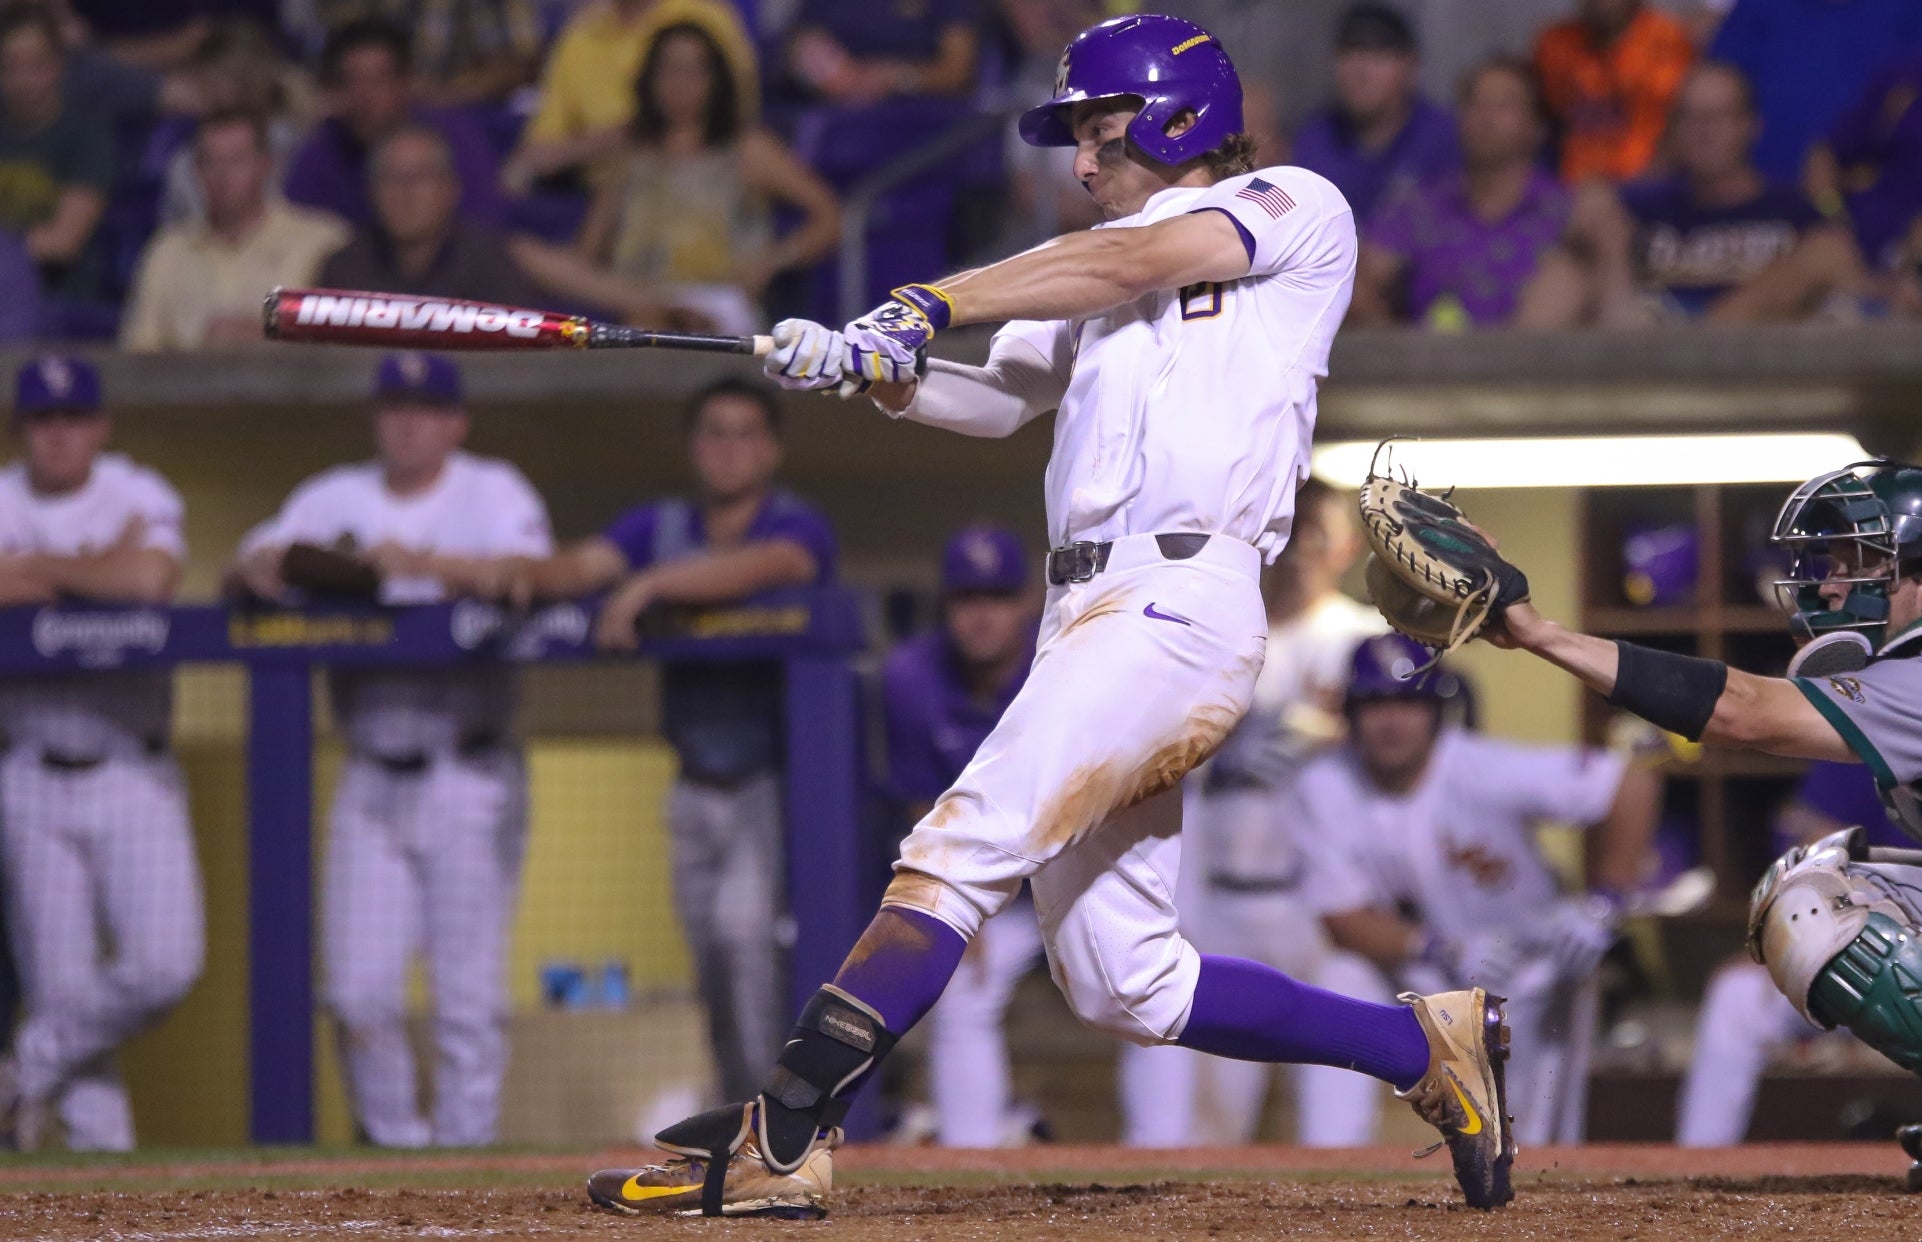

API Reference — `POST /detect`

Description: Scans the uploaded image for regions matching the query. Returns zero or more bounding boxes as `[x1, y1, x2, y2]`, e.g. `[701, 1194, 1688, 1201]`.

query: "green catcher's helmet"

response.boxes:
[1772, 460, 1922, 645]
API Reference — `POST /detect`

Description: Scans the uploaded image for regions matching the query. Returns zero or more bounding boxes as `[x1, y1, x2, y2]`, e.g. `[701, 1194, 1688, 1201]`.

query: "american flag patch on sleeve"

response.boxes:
[1234, 177, 1295, 218]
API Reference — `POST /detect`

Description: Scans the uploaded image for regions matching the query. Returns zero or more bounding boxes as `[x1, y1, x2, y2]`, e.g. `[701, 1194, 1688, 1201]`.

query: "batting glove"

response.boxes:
[764, 319, 847, 391]
[841, 284, 950, 393]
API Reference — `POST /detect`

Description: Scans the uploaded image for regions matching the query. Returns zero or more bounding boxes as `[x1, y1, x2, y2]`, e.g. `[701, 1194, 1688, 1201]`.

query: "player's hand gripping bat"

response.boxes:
[262, 287, 774, 356]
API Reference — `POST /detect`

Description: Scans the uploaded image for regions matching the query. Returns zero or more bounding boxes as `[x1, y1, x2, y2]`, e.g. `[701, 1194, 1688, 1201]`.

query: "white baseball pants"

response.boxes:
[884, 534, 1267, 1047]
[323, 749, 526, 1148]
[0, 748, 203, 1151]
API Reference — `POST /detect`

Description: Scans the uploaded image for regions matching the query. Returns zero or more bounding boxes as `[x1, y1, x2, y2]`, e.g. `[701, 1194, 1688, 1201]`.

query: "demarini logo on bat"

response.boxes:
[293, 293, 545, 338]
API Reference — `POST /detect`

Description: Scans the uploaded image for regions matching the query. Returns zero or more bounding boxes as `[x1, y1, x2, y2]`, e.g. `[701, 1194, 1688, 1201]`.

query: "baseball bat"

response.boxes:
[262, 287, 773, 356]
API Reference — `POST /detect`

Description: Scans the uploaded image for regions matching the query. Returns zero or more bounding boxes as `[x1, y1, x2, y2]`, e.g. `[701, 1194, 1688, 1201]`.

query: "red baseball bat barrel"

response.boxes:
[262, 287, 771, 355]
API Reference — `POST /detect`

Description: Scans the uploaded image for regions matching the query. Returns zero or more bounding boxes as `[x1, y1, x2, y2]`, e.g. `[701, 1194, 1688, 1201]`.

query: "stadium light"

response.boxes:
[1311, 433, 1870, 490]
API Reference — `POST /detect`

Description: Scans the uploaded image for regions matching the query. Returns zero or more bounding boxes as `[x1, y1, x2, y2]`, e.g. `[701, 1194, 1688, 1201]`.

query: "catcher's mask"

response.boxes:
[1772, 460, 1922, 647]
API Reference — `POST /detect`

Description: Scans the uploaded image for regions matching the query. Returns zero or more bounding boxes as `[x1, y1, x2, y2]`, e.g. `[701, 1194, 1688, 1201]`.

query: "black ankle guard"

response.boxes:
[756, 986, 900, 1173]
[655, 1102, 754, 1217]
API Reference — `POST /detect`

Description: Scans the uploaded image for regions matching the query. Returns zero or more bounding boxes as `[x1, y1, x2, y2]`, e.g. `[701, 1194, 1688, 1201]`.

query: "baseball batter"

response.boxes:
[591, 14, 1515, 1217]
[1294, 634, 1659, 1147]
[1476, 459, 1922, 1168]
[0, 357, 201, 1152]
[232, 352, 553, 1148]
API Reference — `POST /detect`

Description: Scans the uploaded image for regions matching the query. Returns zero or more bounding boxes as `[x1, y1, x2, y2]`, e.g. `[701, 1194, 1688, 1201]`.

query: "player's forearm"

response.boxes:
[882, 356, 1049, 438]
[1586, 763, 1660, 896]
[0, 564, 56, 606]
[635, 543, 816, 606]
[1508, 611, 1622, 696]
[32, 548, 179, 603]
[936, 229, 1183, 325]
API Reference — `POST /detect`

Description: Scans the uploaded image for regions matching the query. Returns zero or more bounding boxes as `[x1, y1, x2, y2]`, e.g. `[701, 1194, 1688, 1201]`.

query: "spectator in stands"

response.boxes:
[1349, 57, 1569, 329]
[574, 23, 841, 334]
[1807, 53, 1922, 303]
[284, 17, 503, 228]
[230, 352, 553, 1150]
[1291, 3, 1458, 225]
[283, 1, 544, 106]
[122, 110, 348, 351]
[1709, 0, 1922, 186]
[495, 377, 837, 1105]
[321, 124, 689, 323]
[1516, 62, 1864, 327]
[0, 356, 201, 1152]
[503, 0, 758, 192]
[0, 3, 111, 298]
[785, 0, 980, 105]
[159, 20, 318, 226]
[1533, 0, 1695, 184]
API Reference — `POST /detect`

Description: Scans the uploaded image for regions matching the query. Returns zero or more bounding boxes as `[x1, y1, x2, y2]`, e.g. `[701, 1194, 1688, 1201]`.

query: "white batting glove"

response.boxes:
[764, 319, 847, 391]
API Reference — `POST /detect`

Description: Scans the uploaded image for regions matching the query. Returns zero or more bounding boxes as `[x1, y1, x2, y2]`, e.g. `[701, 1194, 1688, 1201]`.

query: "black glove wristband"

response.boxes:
[1606, 640, 1728, 742]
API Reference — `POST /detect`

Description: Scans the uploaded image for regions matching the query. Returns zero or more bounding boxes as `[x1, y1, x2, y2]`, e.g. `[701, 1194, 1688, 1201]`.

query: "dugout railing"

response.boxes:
[0, 589, 867, 1145]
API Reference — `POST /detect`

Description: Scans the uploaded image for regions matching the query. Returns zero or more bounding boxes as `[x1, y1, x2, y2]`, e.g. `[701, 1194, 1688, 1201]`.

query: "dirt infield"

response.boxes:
[0, 1144, 1914, 1242]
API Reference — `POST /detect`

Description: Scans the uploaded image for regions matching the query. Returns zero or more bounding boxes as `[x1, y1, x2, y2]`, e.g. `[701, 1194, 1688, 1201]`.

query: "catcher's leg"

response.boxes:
[1750, 832, 1922, 1184]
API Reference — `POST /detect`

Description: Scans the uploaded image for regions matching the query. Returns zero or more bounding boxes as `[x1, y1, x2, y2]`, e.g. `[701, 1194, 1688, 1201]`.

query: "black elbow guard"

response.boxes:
[1606, 640, 1729, 742]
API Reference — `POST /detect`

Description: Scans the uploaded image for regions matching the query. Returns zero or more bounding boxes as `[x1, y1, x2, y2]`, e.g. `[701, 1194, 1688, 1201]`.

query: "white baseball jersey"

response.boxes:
[994, 166, 1355, 559]
[1293, 727, 1627, 940]
[0, 453, 184, 754]
[241, 451, 553, 756]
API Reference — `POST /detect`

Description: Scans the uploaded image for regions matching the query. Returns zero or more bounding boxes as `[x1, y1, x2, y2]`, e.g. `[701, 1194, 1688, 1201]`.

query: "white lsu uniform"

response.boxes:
[0, 453, 202, 1152]
[1176, 592, 1386, 1146]
[879, 166, 1356, 1050]
[1291, 727, 1628, 1146]
[241, 450, 552, 1147]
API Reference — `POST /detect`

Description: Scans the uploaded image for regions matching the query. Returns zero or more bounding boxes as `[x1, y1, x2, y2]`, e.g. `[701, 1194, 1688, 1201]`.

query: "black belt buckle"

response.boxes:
[1048, 541, 1104, 586]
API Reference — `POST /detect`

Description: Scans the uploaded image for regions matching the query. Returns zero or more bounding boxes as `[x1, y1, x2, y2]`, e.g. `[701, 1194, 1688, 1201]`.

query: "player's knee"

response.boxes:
[1054, 970, 1183, 1046]
[325, 977, 406, 1033]
[1048, 945, 1193, 1047]
[134, 955, 201, 1014]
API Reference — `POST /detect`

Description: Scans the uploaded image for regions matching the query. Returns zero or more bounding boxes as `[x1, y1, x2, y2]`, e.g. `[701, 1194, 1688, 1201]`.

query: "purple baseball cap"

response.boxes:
[942, 526, 1029, 594]
[15, 355, 101, 416]
[374, 351, 463, 406]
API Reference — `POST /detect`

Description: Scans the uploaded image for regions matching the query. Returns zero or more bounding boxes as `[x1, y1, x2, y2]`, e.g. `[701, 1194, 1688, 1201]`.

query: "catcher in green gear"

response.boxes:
[1366, 458, 1922, 1181]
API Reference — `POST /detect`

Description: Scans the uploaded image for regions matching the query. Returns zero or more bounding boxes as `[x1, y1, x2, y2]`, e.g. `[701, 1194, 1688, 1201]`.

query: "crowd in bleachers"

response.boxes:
[0, 0, 1916, 345]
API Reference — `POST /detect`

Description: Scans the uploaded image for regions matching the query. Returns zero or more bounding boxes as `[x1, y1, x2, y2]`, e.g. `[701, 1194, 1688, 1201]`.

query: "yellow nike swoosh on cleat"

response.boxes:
[1445, 1075, 1484, 1136]
[621, 1176, 695, 1202]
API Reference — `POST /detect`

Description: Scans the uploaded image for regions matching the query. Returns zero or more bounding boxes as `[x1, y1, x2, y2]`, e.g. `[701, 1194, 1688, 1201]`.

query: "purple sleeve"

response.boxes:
[881, 647, 950, 802]
[433, 109, 508, 226]
[601, 504, 658, 570]
[761, 505, 839, 582]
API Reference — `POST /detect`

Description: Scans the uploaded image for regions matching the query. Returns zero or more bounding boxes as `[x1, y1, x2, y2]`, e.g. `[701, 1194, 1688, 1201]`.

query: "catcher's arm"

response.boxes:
[1499, 603, 1857, 761]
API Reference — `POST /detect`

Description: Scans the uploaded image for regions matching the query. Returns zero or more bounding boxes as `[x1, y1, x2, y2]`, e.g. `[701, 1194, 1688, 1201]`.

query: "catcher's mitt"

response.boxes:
[1358, 446, 1529, 657]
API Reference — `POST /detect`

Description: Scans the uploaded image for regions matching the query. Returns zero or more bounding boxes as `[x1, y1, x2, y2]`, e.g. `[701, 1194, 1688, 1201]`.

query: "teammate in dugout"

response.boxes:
[230, 352, 555, 1148]
[1475, 459, 1922, 1165]
[0, 357, 201, 1151]
[1293, 634, 1659, 1147]
[591, 13, 1518, 1217]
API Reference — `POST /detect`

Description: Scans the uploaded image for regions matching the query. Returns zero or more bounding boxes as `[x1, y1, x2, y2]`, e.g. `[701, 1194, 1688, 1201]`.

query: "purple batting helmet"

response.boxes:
[1345, 633, 1466, 705]
[1018, 14, 1243, 167]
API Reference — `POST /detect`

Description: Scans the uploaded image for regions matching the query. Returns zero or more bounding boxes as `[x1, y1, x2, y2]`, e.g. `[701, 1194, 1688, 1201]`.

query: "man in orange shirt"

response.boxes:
[1534, 0, 1694, 182]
